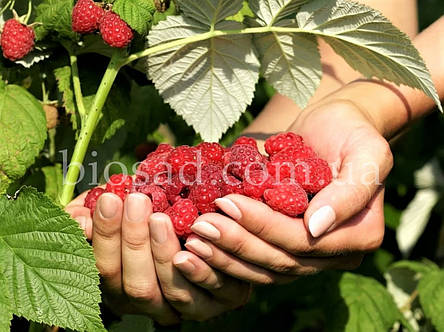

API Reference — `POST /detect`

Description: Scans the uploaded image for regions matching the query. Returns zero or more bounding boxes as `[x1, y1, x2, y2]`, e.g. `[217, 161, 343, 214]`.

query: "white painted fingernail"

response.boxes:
[191, 221, 220, 241]
[308, 206, 336, 238]
[215, 198, 242, 220]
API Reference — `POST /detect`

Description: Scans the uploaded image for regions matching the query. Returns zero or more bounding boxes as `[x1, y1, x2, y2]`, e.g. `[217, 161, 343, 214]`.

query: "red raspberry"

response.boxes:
[168, 146, 197, 176]
[166, 199, 199, 238]
[197, 142, 224, 165]
[233, 136, 258, 149]
[221, 175, 244, 196]
[72, 0, 105, 34]
[152, 143, 174, 155]
[105, 174, 133, 201]
[265, 133, 304, 156]
[243, 170, 275, 199]
[0, 19, 35, 61]
[163, 173, 192, 204]
[136, 150, 171, 185]
[264, 183, 308, 217]
[267, 146, 317, 180]
[99, 11, 133, 48]
[294, 158, 332, 194]
[228, 145, 265, 179]
[189, 183, 222, 214]
[84, 187, 105, 217]
[199, 163, 224, 187]
[135, 184, 169, 212]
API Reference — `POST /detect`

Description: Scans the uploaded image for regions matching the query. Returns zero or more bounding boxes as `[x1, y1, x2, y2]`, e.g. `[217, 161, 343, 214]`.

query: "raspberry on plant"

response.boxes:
[166, 199, 199, 238]
[0, 19, 35, 61]
[243, 170, 275, 199]
[135, 184, 169, 212]
[72, 0, 105, 34]
[189, 182, 222, 214]
[84, 187, 105, 217]
[294, 158, 332, 194]
[265, 132, 304, 156]
[233, 136, 258, 150]
[105, 174, 133, 201]
[99, 11, 133, 48]
[228, 145, 265, 179]
[264, 182, 308, 217]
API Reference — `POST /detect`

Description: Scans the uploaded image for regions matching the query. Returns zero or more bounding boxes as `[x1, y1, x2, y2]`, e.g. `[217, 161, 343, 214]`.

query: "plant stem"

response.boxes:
[23, 0, 32, 24]
[69, 53, 87, 121]
[59, 51, 124, 206]
[121, 26, 304, 66]
[400, 290, 419, 313]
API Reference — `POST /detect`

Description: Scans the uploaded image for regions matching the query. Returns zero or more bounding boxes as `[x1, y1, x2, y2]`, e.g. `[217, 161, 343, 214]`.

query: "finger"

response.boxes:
[149, 213, 230, 321]
[173, 251, 251, 307]
[121, 194, 179, 325]
[186, 234, 363, 281]
[304, 129, 392, 237]
[65, 206, 93, 240]
[92, 193, 124, 293]
[215, 190, 385, 256]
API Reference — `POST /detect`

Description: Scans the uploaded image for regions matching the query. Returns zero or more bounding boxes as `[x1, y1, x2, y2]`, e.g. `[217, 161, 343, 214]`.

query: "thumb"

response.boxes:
[304, 138, 393, 238]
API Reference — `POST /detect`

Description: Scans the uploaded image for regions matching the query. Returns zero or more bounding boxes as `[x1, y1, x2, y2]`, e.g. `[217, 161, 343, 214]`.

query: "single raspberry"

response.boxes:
[199, 163, 224, 187]
[189, 182, 222, 214]
[163, 173, 192, 204]
[243, 170, 275, 199]
[197, 142, 224, 165]
[84, 187, 105, 217]
[233, 136, 258, 150]
[267, 146, 317, 180]
[135, 184, 169, 212]
[264, 183, 308, 217]
[0, 19, 35, 61]
[166, 199, 199, 238]
[265, 133, 304, 156]
[105, 174, 133, 201]
[136, 150, 171, 185]
[294, 158, 332, 194]
[167, 146, 197, 176]
[72, 0, 105, 34]
[99, 11, 133, 48]
[221, 175, 244, 196]
[228, 145, 265, 179]
[152, 143, 174, 155]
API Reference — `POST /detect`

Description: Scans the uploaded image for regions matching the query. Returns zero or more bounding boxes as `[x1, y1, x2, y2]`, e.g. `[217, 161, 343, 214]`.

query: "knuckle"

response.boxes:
[122, 235, 148, 251]
[363, 231, 384, 252]
[124, 282, 159, 302]
[229, 234, 248, 257]
[163, 288, 193, 305]
[268, 255, 298, 274]
[97, 264, 120, 279]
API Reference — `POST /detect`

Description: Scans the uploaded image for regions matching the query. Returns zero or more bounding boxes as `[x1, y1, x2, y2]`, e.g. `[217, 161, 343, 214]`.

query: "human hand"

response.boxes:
[182, 99, 392, 283]
[66, 192, 251, 324]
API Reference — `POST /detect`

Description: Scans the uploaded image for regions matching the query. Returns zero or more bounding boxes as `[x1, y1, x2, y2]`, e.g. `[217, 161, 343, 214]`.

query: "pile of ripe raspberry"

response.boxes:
[71, 0, 133, 48]
[85, 133, 332, 238]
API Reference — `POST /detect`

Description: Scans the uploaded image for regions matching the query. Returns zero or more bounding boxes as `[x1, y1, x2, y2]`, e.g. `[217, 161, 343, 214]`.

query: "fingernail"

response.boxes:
[215, 198, 242, 220]
[173, 255, 196, 274]
[75, 216, 87, 230]
[126, 193, 148, 222]
[191, 221, 221, 241]
[185, 239, 213, 259]
[98, 194, 120, 219]
[151, 218, 168, 244]
[308, 206, 336, 238]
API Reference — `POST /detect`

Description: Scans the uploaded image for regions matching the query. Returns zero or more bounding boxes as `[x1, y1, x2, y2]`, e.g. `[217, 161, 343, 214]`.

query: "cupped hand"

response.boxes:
[183, 99, 393, 283]
[66, 192, 251, 324]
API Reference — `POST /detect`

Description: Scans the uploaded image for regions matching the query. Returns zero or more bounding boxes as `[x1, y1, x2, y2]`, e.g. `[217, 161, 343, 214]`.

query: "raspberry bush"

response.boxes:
[0, 0, 443, 331]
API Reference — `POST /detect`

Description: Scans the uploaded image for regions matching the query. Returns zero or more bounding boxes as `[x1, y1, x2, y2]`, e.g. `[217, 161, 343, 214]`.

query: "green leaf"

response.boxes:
[152, 0, 177, 25]
[328, 272, 403, 332]
[35, 0, 76, 41]
[418, 271, 444, 331]
[54, 66, 78, 131]
[249, 0, 310, 26]
[390, 260, 439, 276]
[0, 81, 47, 194]
[179, 0, 244, 27]
[226, 1, 254, 23]
[0, 187, 104, 331]
[254, 25, 321, 108]
[0, 266, 12, 332]
[148, 17, 260, 141]
[42, 164, 63, 203]
[296, 0, 442, 111]
[113, 0, 155, 35]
